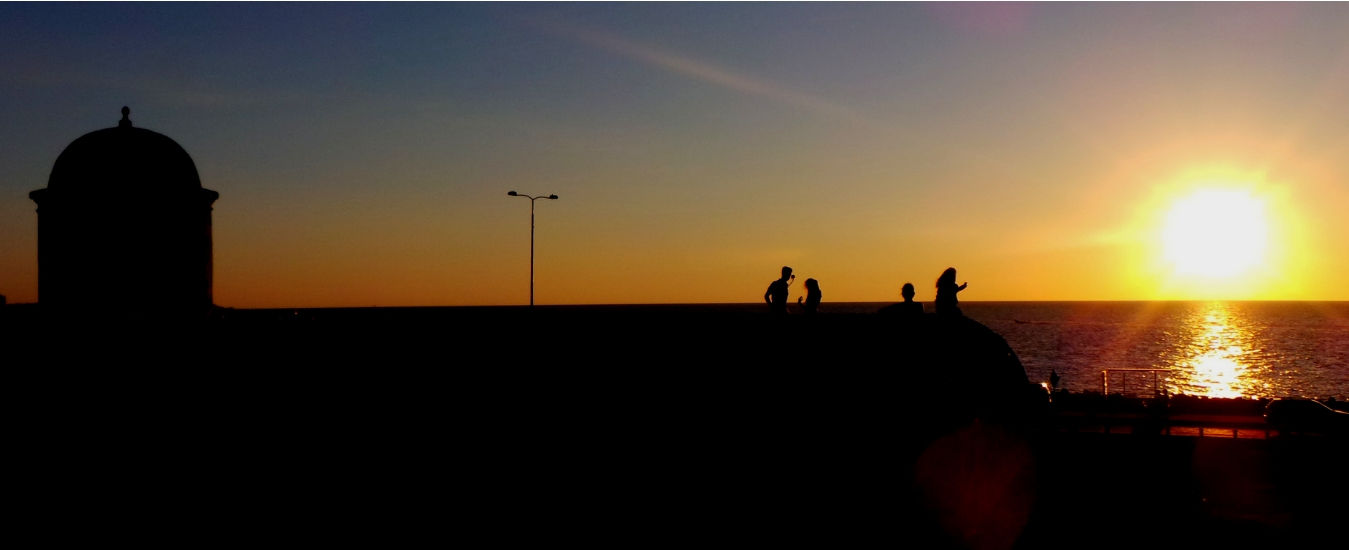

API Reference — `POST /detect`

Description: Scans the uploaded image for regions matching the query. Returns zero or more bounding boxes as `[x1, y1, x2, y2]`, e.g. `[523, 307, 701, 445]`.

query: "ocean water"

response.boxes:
[861, 301, 1349, 399]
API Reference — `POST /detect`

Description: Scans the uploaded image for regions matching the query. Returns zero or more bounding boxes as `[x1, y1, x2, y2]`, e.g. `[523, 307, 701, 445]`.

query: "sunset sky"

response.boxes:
[2, 2, 1348, 307]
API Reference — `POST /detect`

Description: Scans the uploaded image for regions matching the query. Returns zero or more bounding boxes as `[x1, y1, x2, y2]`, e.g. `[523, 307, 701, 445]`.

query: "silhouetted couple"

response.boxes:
[764, 266, 820, 314]
[880, 267, 967, 317]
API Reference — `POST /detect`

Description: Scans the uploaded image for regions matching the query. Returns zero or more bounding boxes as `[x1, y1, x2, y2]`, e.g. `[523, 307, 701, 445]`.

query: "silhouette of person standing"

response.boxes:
[764, 266, 794, 314]
[798, 278, 821, 315]
[935, 267, 967, 316]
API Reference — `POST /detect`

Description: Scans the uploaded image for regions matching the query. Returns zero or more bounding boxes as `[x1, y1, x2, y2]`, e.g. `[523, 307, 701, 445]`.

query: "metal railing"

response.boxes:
[1101, 368, 1171, 398]
[1048, 368, 1278, 439]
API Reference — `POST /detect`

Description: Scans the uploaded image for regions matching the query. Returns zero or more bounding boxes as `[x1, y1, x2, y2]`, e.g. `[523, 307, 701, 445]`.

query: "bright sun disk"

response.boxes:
[1161, 189, 1268, 278]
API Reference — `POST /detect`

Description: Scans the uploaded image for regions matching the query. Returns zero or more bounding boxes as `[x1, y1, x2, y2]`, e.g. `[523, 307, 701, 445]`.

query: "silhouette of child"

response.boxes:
[764, 266, 794, 314]
[798, 278, 821, 315]
[935, 267, 967, 316]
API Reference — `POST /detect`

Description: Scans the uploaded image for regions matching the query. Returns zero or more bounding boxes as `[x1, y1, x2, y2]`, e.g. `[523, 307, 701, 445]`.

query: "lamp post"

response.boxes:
[508, 191, 559, 306]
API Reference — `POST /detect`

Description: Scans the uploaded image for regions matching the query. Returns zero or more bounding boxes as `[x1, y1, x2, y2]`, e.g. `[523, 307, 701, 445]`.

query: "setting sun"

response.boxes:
[1161, 190, 1269, 278]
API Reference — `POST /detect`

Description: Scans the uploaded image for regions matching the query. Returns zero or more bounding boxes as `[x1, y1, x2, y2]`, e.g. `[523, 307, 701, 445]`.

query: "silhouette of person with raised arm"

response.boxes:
[764, 266, 794, 314]
[879, 282, 924, 317]
[798, 278, 821, 315]
[935, 267, 967, 316]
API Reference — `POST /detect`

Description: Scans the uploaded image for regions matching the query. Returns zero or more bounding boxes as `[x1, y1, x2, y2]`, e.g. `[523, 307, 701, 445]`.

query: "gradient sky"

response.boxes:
[3, 2, 1348, 307]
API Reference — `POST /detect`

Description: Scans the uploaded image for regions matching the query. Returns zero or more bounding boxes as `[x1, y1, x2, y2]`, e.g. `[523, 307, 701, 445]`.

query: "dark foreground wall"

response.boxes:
[7, 308, 1346, 547]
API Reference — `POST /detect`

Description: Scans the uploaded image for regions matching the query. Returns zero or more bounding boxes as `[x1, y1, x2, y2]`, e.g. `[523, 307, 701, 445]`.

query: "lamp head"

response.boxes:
[548, 194, 559, 200]
[507, 191, 518, 196]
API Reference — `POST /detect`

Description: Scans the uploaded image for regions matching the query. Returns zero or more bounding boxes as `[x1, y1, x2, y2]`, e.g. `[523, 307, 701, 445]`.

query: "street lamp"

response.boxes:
[508, 190, 559, 306]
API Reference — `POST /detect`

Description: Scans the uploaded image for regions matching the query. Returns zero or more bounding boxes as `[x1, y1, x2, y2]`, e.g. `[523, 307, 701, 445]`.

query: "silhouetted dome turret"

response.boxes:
[46, 107, 203, 193]
[29, 107, 219, 320]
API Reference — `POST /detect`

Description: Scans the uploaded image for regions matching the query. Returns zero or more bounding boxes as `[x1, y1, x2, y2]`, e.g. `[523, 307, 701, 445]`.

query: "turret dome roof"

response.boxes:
[47, 107, 201, 192]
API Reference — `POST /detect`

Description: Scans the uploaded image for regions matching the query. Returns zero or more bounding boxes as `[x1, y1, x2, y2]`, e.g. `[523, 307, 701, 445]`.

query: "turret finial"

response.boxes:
[119, 106, 132, 128]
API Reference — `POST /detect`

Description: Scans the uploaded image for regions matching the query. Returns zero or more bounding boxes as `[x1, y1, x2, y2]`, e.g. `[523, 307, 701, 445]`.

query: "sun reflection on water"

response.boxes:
[991, 301, 1347, 398]
[1171, 303, 1261, 398]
